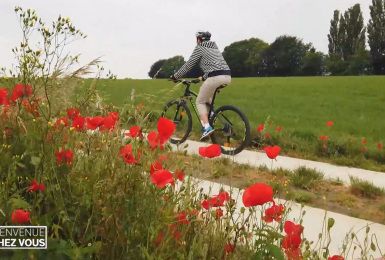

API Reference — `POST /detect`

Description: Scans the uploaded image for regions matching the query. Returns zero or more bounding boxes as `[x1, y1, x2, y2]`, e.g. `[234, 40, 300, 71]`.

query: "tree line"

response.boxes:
[149, 0, 385, 78]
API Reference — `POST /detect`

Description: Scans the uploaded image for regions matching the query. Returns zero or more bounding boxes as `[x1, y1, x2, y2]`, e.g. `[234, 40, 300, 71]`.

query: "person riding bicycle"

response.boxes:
[171, 31, 231, 140]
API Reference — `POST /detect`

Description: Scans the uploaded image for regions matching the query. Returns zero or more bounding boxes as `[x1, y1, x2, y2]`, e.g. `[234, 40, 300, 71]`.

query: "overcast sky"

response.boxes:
[1, 0, 371, 79]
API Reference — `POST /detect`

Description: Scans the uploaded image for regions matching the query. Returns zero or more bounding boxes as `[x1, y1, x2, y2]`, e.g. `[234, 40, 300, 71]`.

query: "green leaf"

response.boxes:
[16, 162, 26, 168]
[267, 244, 285, 260]
[8, 197, 31, 210]
[260, 244, 285, 260]
[31, 156, 41, 166]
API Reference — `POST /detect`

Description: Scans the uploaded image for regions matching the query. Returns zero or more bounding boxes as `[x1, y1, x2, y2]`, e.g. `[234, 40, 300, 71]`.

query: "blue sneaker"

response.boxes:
[200, 126, 214, 140]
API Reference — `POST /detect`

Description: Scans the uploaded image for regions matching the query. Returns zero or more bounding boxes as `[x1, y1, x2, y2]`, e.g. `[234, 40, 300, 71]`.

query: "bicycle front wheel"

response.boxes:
[161, 99, 192, 145]
[210, 105, 250, 155]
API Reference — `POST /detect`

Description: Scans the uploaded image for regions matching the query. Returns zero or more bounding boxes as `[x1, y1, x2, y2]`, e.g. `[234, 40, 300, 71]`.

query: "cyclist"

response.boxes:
[171, 31, 231, 140]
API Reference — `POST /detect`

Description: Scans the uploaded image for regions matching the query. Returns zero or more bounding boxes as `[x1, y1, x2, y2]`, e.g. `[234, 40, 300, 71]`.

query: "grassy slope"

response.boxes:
[94, 76, 385, 170]
[96, 76, 385, 141]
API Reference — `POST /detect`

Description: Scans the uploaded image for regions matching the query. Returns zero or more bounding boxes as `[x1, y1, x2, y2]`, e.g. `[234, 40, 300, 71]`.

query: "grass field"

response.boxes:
[93, 76, 385, 170]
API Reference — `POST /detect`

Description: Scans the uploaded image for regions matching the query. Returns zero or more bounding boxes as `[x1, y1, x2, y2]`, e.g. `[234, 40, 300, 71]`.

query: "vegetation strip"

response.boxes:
[169, 152, 385, 225]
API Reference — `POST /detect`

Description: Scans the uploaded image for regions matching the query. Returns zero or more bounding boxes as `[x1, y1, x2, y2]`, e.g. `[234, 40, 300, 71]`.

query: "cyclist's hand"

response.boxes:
[198, 76, 203, 81]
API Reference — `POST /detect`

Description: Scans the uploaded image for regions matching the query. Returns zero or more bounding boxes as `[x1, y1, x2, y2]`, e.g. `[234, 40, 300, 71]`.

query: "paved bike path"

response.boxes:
[172, 140, 385, 189]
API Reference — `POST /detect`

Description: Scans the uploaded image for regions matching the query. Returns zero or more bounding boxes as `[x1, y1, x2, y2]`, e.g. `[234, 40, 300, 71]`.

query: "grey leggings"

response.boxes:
[196, 75, 231, 115]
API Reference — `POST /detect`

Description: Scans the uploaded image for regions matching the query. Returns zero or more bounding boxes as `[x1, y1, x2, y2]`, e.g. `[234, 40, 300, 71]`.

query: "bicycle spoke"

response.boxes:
[162, 100, 192, 144]
[210, 105, 250, 155]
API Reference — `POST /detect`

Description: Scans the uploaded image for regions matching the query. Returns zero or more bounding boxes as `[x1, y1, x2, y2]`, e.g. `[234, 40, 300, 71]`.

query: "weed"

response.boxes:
[349, 177, 385, 199]
[290, 167, 324, 190]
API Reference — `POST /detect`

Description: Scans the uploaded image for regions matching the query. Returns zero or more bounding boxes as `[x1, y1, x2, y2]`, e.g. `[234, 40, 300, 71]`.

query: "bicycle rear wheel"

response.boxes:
[210, 105, 250, 155]
[161, 100, 192, 144]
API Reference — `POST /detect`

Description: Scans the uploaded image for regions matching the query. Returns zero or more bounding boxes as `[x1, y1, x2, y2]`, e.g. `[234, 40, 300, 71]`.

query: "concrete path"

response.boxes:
[187, 177, 385, 259]
[172, 140, 385, 189]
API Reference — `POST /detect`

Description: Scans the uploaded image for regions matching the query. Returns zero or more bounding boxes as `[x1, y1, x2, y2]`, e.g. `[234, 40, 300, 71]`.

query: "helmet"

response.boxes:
[195, 31, 211, 41]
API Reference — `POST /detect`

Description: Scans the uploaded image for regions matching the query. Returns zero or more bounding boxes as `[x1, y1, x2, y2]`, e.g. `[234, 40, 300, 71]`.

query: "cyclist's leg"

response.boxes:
[196, 75, 231, 126]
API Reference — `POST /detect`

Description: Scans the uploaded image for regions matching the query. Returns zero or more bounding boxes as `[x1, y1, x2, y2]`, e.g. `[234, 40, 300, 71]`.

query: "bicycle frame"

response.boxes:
[177, 81, 219, 127]
[167, 79, 251, 155]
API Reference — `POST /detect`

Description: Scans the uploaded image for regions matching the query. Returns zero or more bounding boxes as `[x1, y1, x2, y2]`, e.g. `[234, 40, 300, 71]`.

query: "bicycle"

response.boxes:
[161, 78, 251, 155]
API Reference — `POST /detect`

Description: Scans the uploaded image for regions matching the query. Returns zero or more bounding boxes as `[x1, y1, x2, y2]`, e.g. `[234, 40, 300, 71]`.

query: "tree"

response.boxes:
[328, 10, 342, 59]
[368, 0, 385, 74]
[302, 48, 325, 76]
[159, 56, 185, 78]
[148, 59, 166, 78]
[327, 4, 368, 75]
[223, 38, 268, 77]
[148, 56, 185, 78]
[341, 4, 366, 60]
[261, 36, 310, 76]
[346, 49, 371, 75]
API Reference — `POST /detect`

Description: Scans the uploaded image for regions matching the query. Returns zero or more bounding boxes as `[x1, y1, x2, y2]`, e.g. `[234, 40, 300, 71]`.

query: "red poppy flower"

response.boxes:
[0, 88, 10, 106]
[224, 243, 235, 255]
[361, 138, 367, 145]
[27, 179, 45, 192]
[284, 220, 303, 236]
[150, 160, 163, 175]
[326, 121, 334, 127]
[10, 84, 33, 102]
[157, 117, 176, 143]
[257, 123, 264, 133]
[263, 203, 285, 223]
[275, 126, 283, 133]
[319, 135, 329, 142]
[283, 247, 302, 260]
[72, 116, 85, 131]
[215, 208, 224, 219]
[11, 209, 31, 224]
[242, 183, 273, 207]
[282, 220, 303, 260]
[361, 146, 368, 153]
[147, 131, 164, 150]
[201, 191, 230, 210]
[126, 125, 142, 138]
[199, 144, 221, 158]
[55, 149, 74, 165]
[154, 231, 165, 246]
[109, 111, 119, 121]
[176, 211, 189, 225]
[378, 143, 383, 151]
[22, 99, 40, 117]
[174, 169, 185, 181]
[158, 154, 168, 161]
[328, 256, 344, 260]
[67, 107, 80, 120]
[55, 117, 70, 127]
[120, 144, 140, 164]
[86, 116, 105, 130]
[263, 145, 281, 160]
[172, 229, 182, 241]
[101, 112, 119, 131]
[150, 169, 174, 188]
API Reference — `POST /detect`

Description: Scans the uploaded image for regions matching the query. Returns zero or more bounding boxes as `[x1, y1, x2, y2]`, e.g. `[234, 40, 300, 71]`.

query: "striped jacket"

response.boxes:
[174, 41, 230, 79]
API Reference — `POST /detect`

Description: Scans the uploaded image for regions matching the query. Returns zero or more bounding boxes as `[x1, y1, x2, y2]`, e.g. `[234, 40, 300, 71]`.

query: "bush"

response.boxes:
[290, 167, 324, 190]
[349, 177, 385, 199]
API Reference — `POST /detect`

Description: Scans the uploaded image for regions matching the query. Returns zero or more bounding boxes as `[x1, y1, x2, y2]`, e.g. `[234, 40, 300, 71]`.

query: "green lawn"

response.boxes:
[93, 76, 385, 170]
